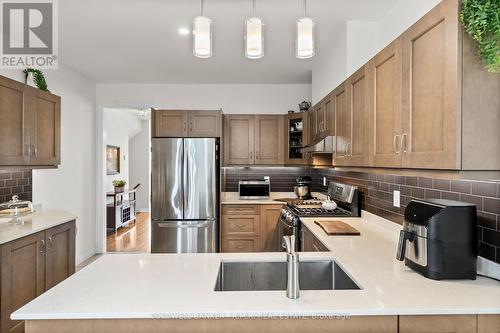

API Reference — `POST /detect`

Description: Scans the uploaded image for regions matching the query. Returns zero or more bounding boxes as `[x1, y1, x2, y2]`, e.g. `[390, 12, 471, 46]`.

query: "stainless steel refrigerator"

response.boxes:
[151, 138, 219, 253]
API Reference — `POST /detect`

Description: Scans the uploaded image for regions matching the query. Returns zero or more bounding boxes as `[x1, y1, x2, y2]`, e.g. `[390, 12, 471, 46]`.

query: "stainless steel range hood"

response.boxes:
[301, 136, 336, 154]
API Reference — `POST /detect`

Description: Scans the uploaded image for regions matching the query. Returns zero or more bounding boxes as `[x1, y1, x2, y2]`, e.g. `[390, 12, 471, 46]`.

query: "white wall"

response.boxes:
[129, 120, 150, 212]
[96, 84, 311, 114]
[311, 0, 442, 104]
[103, 108, 142, 192]
[0, 65, 97, 265]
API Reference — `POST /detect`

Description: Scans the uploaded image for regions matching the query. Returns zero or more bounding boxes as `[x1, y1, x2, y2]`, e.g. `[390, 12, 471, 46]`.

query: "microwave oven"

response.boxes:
[238, 180, 270, 199]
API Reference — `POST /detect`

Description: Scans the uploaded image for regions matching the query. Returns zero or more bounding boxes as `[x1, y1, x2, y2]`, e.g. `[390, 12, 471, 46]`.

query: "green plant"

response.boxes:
[23, 68, 49, 91]
[460, 0, 500, 73]
[112, 179, 126, 187]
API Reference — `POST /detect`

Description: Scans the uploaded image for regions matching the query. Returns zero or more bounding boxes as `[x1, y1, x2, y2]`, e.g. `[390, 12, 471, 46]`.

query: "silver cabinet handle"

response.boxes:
[33, 145, 37, 157]
[250, 151, 253, 160]
[183, 122, 187, 132]
[401, 133, 408, 153]
[40, 240, 45, 254]
[189, 122, 193, 132]
[157, 222, 210, 228]
[47, 236, 53, 250]
[394, 135, 400, 154]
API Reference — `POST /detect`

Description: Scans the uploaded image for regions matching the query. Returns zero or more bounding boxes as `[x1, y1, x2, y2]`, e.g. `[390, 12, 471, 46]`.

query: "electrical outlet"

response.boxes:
[393, 190, 400, 208]
[264, 176, 270, 182]
[323, 177, 327, 187]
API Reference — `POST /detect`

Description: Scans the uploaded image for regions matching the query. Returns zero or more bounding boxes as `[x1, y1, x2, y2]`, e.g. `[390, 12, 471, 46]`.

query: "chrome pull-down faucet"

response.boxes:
[282, 235, 299, 299]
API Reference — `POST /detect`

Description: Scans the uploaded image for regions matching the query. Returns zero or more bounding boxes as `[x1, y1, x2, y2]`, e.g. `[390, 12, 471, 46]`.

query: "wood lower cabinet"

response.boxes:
[44, 222, 76, 290]
[300, 226, 329, 252]
[0, 75, 61, 168]
[0, 221, 75, 333]
[399, 315, 477, 333]
[477, 315, 500, 333]
[367, 38, 403, 168]
[221, 204, 282, 252]
[223, 115, 284, 166]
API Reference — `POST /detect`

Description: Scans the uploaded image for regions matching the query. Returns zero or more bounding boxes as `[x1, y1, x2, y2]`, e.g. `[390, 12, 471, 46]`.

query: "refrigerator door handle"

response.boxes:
[157, 221, 213, 228]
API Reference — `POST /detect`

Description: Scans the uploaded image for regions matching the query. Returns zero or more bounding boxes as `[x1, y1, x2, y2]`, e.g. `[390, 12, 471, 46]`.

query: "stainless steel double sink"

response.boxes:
[214, 260, 360, 291]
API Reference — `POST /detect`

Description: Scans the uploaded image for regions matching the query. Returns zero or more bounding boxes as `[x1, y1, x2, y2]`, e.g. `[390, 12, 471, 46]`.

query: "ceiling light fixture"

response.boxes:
[245, 0, 264, 59]
[193, 0, 212, 58]
[178, 27, 190, 36]
[295, 0, 315, 59]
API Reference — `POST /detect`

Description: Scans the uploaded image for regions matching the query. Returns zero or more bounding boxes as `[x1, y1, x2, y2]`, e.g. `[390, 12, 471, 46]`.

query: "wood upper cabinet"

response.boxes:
[223, 115, 254, 165]
[401, 0, 460, 169]
[255, 115, 284, 165]
[399, 315, 477, 333]
[367, 38, 403, 168]
[223, 114, 284, 166]
[153, 110, 189, 137]
[0, 76, 29, 166]
[0, 221, 76, 333]
[1, 232, 45, 333]
[29, 89, 61, 166]
[284, 112, 309, 165]
[0, 75, 61, 167]
[188, 110, 221, 137]
[333, 82, 349, 165]
[153, 110, 221, 138]
[44, 221, 76, 290]
[346, 67, 367, 166]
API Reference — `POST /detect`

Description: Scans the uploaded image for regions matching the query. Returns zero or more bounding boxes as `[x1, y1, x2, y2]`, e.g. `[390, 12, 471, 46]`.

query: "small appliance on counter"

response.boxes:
[294, 176, 312, 199]
[396, 199, 477, 280]
[238, 179, 270, 199]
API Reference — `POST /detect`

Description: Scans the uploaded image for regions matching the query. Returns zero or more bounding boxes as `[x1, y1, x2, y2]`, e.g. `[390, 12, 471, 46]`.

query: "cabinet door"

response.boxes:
[221, 237, 260, 252]
[29, 88, 61, 166]
[1, 232, 45, 333]
[223, 115, 254, 165]
[300, 227, 314, 252]
[260, 205, 282, 252]
[45, 221, 76, 290]
[399, 315, 477, 333]
[153, 110, 188, 137]
[255, 115, 284, 165]
[346, 66, 368, 166]
[188, 110, 221, 137]
[324, 94, 335, 136]
[0, 76, 30, 166]
[222, 215, 260, 237]
[367, 38, 403, 168]
[333, 83, 349, 165]
[477, 315, 500, 333]
[401, 0, 460, 169]
[313, 104, 323, 142]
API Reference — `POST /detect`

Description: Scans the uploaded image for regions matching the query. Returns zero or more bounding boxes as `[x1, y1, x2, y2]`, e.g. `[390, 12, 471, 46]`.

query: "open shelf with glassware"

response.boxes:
[285, 113, 308, 165]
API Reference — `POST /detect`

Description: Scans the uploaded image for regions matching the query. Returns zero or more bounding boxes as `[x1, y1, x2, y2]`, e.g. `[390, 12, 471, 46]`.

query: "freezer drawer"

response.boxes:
[151, 220, 216, 253]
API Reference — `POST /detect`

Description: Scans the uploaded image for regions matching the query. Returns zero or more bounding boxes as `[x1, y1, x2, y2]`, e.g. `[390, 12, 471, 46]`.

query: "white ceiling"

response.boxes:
[59, 0, 397, 84]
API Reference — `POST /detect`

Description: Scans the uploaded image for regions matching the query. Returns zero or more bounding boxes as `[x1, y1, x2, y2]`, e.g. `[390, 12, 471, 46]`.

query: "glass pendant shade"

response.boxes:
[295, 17, 314, 59]
[193, 16, 212, 58]
[245, 17, 264, 59]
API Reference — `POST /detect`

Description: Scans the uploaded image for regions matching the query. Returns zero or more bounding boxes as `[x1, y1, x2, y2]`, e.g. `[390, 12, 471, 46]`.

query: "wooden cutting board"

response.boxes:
[314, 220, 360, 236]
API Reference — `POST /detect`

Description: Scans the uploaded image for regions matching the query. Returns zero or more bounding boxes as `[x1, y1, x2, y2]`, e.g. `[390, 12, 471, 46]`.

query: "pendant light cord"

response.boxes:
[252, 0, 256, 18]
[303, 0, 307, 18]
[201, 0, 205, 16]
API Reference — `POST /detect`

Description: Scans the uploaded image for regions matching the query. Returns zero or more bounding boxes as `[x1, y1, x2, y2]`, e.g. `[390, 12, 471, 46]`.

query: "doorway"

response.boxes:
[102, 107, 151, 252]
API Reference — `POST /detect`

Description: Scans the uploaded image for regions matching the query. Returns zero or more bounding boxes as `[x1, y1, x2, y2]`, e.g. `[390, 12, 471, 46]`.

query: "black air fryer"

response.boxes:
[396, 199, 477, 280]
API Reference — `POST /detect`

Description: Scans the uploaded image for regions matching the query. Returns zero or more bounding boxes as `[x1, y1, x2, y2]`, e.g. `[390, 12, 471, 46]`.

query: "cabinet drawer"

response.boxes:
[222, 205, 259, 215]
[223, 215, 260, 236]
[222, 237, 260, 252]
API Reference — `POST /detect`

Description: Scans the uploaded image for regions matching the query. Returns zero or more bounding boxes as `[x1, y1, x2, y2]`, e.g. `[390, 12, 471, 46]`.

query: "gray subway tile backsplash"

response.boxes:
[222, 166, 500, 264]
[0, 169, 32, 204]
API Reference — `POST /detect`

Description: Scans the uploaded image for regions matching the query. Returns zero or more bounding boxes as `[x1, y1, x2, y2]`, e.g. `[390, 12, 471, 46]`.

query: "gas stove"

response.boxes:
[286, 202, 351, 217]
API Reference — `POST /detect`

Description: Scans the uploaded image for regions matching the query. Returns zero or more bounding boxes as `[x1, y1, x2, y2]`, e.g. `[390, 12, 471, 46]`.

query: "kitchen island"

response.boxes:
[13, 212, 500, 333]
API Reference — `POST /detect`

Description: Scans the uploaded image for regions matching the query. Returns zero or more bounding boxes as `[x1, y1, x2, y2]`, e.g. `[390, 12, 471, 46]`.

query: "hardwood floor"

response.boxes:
[106, 212, 150, 252]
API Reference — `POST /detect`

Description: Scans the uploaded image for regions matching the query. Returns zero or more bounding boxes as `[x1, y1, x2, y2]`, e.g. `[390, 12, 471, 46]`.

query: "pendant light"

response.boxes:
[295, 0, 315, 59]
[245, 0, 264, 59]
[193, 0, 212, 58]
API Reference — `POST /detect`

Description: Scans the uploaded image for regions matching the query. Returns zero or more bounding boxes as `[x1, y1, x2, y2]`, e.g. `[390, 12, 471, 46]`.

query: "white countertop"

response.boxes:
[12, 211, 500, 320]
[0, 210, 76, 245]
[221, 192, 326, 204]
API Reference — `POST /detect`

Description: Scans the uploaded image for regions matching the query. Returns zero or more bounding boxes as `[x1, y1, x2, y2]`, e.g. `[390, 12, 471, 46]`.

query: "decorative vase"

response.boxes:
[298, 101, 311, 111]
